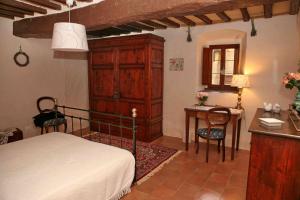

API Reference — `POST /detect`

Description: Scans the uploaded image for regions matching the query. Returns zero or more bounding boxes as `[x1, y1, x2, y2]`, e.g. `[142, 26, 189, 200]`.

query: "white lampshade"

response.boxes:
[51, 22, 88, 52]
[231, 74, 250, 88]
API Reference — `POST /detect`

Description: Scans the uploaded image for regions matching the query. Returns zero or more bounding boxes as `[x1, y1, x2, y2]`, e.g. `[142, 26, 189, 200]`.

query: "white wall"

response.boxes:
[0, 18, 88, 138]
[154, 14, 299, 150]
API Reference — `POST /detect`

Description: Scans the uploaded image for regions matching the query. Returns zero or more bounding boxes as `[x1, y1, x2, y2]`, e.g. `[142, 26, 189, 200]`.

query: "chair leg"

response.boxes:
[222, 139, 226, 162]
[217, 140, 221, 153]
[64, 122, 67, 133]
[41, 127, 44, 135]
[206, 138, 210, 163]
[195, 135, 199, 154]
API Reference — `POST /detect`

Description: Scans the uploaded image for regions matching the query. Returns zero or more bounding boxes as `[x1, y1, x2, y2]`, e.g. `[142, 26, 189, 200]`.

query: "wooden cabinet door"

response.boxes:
[117, 45, 147, 139]
[89, 48, 118, 114]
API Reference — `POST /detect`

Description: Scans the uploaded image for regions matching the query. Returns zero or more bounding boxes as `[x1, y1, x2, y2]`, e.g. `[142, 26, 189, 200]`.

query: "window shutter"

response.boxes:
[202, 47, 211, 85]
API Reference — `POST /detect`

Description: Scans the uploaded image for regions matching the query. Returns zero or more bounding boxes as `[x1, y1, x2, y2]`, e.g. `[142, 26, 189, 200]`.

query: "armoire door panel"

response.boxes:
[151, 48, 163, 64]
[92, 99, 118, 114]
[92, 69, 114, 97]
[119, 47, 145, 64]
[151, 68, 163, 99]
[118, 101, 146, 118]
[151, 102, 162, 118]
[119, 68, 145, 99]
[92, 50, 114, 65]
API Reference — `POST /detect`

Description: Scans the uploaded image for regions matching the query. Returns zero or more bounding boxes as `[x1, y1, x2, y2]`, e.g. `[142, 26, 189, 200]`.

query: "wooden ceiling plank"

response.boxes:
[117, 24, 142, 32]
[13, 0, 288, 38]
[174, 16, 196, 26]
[127, 22, 155, 31]
[157, 18, 180, 28]
[0, 12, 14, 19]
[264, 4, 273, 18]
[240, 8, 250, 21]
[0, 4, 34, 15]
[289, 0, 300, 14]
[51, 0, 66, 5]
[0, 0, 47, 14]
[0, 8, 24, 18]
[141, 20, 167, 29]
[216, 11, 231, 22]
[23, 0, 61, 10]
[193, 14, 212, 24]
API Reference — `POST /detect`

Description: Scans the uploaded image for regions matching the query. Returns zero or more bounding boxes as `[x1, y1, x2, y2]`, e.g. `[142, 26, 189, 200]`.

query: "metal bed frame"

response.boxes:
[52, 103, 137, 182]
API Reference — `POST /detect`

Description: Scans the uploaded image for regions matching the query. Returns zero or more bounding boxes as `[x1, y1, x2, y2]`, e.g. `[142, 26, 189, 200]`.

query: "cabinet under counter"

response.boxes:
[247, 108, 300, 200]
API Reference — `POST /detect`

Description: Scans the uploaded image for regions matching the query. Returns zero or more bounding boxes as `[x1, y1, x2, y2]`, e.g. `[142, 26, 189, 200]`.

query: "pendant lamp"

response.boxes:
[51, 0, 88, 52]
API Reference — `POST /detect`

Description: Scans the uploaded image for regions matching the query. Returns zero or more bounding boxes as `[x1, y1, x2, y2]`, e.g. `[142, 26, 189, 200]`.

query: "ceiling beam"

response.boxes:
[0, 8, 24, 18]
[0, 12, 13, 19]
[141, 20, 168, 29]
[174, 16, 196, 26]
[193, 14, 212, 24]
[127, 22, 155, 31]
[264, 4, 273, 18]
[157, 18, 180, 28]
[0, 0, 47, 14]
[13, 0, 287, 38]
[22, 0, 61, 10]
[88, 27, 130, 37]
[116, 24, 142, 32]
[216, 12, 231, 22]
[0, 4, 34, 15]
[289, 0, 300, 14]
[240, 8, 250, 21]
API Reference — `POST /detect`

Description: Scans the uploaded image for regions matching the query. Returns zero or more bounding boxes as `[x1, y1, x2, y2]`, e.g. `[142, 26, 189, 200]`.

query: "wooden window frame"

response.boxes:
[202, 44, 240, 92]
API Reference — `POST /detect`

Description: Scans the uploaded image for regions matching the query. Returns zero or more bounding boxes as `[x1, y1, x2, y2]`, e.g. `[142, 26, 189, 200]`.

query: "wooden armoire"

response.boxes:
[88, 34, 164, 142]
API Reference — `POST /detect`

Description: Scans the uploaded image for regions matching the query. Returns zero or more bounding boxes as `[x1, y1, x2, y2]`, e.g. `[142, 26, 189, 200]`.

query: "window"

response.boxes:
[202, 44, 240, 91]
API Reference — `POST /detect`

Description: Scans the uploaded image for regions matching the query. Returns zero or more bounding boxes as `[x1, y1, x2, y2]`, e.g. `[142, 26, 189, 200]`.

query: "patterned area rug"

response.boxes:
[84, 133, 180, 182]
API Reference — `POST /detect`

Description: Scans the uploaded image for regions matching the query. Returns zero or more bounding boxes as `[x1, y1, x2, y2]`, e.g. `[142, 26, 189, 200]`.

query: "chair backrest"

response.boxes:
[37, 96, 57, 113]
[206, 107, 231, 134]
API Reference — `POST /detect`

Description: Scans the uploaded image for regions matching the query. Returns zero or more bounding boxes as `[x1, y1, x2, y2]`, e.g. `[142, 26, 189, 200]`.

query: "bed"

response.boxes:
[0, 132, 135, 200]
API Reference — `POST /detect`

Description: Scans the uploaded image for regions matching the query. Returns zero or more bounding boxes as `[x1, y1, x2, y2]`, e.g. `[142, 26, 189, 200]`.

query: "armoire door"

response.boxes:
[117, 45, 147, 139]
[89, 48, 120, 133]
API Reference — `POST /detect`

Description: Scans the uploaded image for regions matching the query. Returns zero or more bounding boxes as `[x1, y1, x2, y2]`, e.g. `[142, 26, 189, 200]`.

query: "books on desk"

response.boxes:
[258, 118, 285, 128]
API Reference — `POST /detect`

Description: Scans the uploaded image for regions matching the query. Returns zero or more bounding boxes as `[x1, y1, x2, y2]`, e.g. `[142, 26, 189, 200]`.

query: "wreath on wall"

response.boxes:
[14, 46, 29, 67]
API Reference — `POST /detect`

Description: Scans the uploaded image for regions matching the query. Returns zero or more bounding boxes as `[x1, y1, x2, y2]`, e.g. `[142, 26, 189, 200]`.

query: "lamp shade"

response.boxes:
[231, 74, 250, 88]
[51, 22, 88, 52]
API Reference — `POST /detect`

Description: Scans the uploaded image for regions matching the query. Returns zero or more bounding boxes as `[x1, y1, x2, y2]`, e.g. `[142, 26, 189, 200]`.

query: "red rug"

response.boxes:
[84, 133, 179, 182]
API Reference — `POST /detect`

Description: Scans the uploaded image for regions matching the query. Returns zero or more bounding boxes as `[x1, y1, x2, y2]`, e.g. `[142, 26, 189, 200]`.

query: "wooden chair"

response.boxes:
[35, 96, 67, 134]
[195, 107, 231, 162]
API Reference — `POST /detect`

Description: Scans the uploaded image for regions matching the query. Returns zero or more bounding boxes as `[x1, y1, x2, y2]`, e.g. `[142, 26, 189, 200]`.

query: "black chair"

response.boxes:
[33, 96, 67, 134]
[195, 107, 231, 162]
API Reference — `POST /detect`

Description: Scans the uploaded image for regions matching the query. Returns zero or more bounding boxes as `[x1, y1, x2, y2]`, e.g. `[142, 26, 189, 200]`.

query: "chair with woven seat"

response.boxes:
[33, 96, 67, 134]
[195, 107, 231, 162]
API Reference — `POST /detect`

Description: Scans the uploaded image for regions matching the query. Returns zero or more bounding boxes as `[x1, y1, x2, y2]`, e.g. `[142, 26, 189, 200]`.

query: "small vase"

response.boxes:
[199, 100, 206, 106]
[293, 90, 300, 109]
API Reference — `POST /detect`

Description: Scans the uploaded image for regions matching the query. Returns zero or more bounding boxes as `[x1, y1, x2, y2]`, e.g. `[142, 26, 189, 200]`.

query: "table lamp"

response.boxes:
[231, 74, 250, 109]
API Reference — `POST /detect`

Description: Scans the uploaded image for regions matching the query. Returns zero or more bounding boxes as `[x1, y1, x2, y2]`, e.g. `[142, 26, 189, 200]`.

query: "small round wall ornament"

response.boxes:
[14, 46, 29, 67]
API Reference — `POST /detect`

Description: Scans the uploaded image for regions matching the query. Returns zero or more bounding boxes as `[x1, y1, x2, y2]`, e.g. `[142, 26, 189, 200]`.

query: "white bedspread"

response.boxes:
[0, 132, 135, 200]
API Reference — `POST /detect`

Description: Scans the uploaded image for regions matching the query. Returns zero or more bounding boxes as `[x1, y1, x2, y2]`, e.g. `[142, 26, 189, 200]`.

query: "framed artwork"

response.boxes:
[169, 58, 184, 71]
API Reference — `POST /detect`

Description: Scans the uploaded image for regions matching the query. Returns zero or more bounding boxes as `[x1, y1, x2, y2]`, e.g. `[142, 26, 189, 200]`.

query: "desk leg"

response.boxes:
[185, 112, 190, 151]
[236, 118, 242, 151]
[194, 117, 198, 146]
[231, 120, 237, 160]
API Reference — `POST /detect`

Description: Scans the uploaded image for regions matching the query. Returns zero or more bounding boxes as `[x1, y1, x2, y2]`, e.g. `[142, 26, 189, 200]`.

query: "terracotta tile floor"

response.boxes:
[123, 136, 250, 200]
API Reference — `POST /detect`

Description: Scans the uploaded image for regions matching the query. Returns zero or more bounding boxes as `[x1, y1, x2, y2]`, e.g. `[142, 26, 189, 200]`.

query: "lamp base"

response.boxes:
[235, 88, 243, 110]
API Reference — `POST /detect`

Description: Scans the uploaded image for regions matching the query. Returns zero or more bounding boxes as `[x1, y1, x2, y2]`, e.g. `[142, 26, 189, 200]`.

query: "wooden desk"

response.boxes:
[184, 106, 243, 160]
[247, 108, 300, 200]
